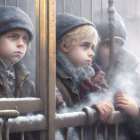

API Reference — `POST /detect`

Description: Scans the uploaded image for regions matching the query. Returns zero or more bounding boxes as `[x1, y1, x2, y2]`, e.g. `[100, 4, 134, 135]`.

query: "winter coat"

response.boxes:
[0, 61, 36, 98]
[56, 51, 108, 109]
[0, 61, 39, 140]
[94, 48, 140, 140]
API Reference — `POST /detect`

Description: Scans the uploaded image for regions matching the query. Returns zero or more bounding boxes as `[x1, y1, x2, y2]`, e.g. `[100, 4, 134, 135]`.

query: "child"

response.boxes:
[93, 8, 140, 139]
[0, 5, 35, 98]
[56, 13, 114, 123]
[0, 5, 38, 140]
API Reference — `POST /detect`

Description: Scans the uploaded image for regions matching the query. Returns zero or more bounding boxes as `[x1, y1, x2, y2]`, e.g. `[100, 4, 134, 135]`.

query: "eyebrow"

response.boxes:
[8, 32, 28, 37]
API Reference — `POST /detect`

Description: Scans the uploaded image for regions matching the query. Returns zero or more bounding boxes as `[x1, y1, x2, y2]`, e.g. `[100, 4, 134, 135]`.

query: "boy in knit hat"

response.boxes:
[0, 5, 35, 98]
[56, 13, 115, 123]
[0, 5, 38, 140]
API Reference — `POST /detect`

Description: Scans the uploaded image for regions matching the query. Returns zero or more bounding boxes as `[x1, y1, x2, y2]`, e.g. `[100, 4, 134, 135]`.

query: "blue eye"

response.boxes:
[81, 44, 88, 49]
[8, 35, 16, 39]
[23, 36, 29, 44]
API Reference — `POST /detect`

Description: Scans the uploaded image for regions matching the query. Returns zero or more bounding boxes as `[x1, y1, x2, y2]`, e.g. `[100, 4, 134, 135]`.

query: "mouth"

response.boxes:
[87, 60, 92, 63]
[15, 51, 23, 55]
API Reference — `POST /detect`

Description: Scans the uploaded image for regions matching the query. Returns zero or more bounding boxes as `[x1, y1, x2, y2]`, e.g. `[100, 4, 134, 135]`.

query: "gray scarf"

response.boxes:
[56, 51, 95, 85]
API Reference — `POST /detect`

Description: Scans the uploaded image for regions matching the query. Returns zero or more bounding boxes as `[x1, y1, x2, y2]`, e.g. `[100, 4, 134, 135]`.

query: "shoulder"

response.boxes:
[118, 48, 140, 71]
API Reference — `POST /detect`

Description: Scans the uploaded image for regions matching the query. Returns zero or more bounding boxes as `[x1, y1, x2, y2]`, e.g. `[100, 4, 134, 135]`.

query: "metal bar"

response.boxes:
[79, 127, 84, 140]
[0, 110, 19, 118]
[93, 127, 97, 140]
[108, 0, 115, 68]
[40, 131, 46, 140]
[0, 98, 43, 113]
[65, 128, 69, 140]
[8, 114, 46, 133]
[115, 124, 118, 140]
[16, 0, 18, 7]
[21, 132, 24, 140]
[3, 118, 9, 140]
[63, 0, 65, 12]
[91, 0, 93, 22]
[81, 0, 83, 17]
[56, 110, 126, 129]
[4, 0, 6, 5]
[37, 0, 56, 139]
[0, 124, 2, 140]
[104, 125, 107, 140]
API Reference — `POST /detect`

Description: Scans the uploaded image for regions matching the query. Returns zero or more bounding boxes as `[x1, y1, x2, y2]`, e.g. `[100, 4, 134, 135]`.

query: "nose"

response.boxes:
[17, 38, 25, 48]
[88, 50, 94, 58]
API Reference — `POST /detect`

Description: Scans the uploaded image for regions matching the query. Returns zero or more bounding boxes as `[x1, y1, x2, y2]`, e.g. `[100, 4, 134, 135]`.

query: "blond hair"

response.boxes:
[58, 25, 99, 51]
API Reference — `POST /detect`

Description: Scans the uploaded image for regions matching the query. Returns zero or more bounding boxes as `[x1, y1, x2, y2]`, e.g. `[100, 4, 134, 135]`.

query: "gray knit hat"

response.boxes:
[93, 8, 127, 42]
[56, 13, 95, 45]
[0, 5, 34, 42]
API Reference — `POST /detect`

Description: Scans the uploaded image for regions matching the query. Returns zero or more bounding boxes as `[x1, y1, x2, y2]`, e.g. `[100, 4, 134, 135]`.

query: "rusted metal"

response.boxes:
[36, 0, 56, 139]
[21, 132, 24, 140]
[79, 127, 84, 140]
[115, 124, 118, 140]
[104, 125, 108, 140]
[0, 98, 43, 114]
[108, 0, 115, 68]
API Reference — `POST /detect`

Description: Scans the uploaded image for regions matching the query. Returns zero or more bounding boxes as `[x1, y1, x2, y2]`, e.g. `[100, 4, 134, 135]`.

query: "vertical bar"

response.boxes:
[4, 0, 6, 5]
[21, 132, 24, 140]
[65, 128, 69, 140]
[101, 0, 103, 19]
[93, 127, 97, 140]
[104, 125, 107, 140]
[3, 119, 9, 140]
[79, 127, 84, 140]
[0, 124, 2, 140]
[91, 0, 93, 22]
[47, 0, 56, 139]
[108, 0, 115, 68]
[63, 0, 65, 12]
[36, 0, 56, 139]
[71, 0, 73, 14]
[40, 131, 46, 140]
[81, 0, 83, 17]
[16, 0, 18, 7]
[115, 124, 118, 140]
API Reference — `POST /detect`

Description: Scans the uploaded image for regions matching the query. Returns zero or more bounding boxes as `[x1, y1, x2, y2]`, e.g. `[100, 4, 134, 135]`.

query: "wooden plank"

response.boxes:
[8, 114, 46, 133]
[36, 0, 56, 139]
[47, 0, 56, 139]
[0, 98, 43, 113]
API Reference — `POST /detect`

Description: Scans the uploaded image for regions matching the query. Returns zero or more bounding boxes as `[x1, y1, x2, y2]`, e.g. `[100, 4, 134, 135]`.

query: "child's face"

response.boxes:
[66, 36, 96, 67]
[97, 37, 125, 71]
[0, 29, 29, 67]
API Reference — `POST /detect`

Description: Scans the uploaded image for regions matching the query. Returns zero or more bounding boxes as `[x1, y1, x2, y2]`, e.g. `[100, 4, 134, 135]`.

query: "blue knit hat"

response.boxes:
[0, 5, 34, 42]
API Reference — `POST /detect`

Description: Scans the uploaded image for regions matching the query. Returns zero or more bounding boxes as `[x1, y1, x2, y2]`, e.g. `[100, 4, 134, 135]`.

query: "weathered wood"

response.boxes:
[8, 114, 46, 133]
[36, 0, 56, 139]
[0, 98, 43, 113]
